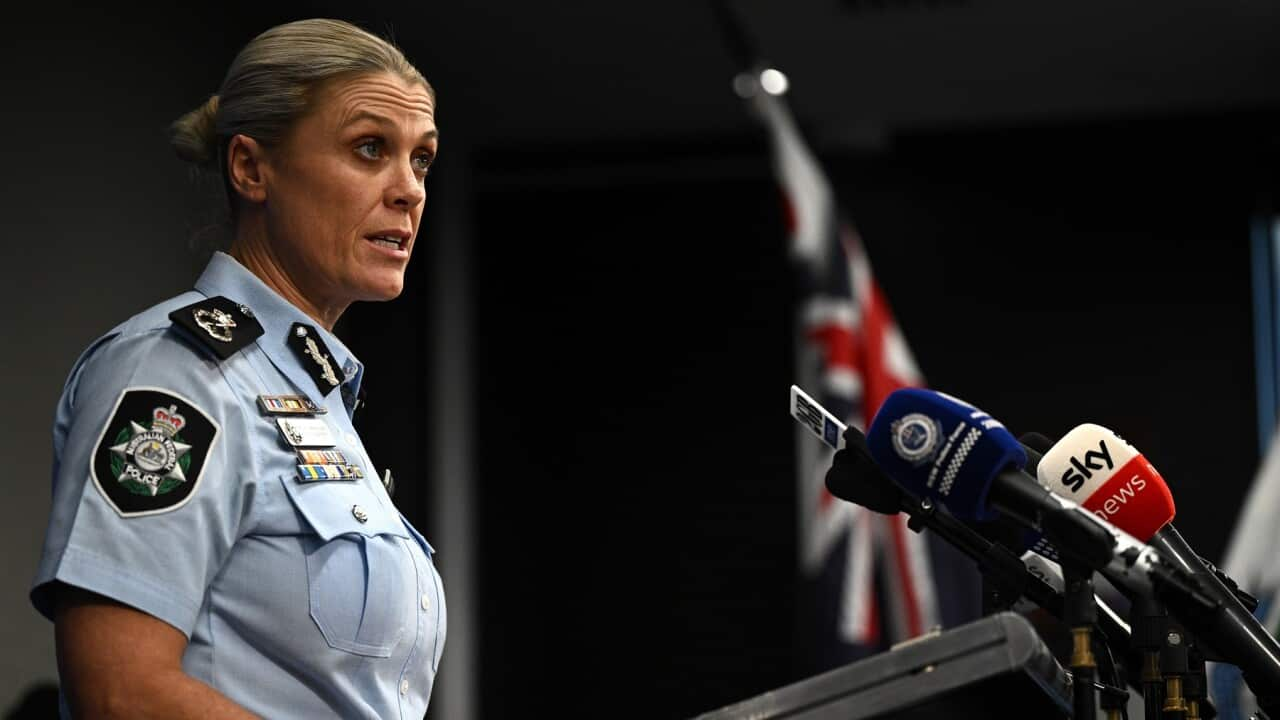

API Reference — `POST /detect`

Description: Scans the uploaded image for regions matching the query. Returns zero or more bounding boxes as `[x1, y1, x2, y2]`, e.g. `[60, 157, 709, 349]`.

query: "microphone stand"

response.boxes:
[1064, 561, 1099, 720]
[1131, 594, 1167, 720]
[1184, 647, 1208, 720]
[1161, 621, 1190, 720]
[898, 497, 1141, 710]
[903, 497, 1067, 622]
[1149, 526, 1280, 716]
[1095, 630, 1130, 720]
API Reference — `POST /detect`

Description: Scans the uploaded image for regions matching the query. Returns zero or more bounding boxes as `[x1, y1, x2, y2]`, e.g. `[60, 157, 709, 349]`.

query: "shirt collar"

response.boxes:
[194, 252, 366, 408]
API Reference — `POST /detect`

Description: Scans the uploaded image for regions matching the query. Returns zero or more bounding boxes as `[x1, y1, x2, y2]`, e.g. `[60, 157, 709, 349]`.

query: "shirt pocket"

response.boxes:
[281, 475, 413, 658]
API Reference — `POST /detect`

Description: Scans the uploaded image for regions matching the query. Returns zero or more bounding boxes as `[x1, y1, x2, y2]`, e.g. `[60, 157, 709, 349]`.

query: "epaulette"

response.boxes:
[168, 295, 264, 361]
[286, 322, 342, 395]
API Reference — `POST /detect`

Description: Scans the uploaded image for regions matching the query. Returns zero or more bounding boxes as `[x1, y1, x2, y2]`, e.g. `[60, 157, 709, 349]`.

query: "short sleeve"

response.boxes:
[31, 327, 254, 637]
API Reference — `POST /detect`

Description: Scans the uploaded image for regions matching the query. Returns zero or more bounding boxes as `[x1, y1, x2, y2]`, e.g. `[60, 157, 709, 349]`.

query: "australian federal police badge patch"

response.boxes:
[91, 388, 219, 517]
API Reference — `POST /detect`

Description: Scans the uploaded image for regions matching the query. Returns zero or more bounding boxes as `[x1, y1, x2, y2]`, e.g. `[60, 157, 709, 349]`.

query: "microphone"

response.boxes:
[1032, 424, 1175, 543]
[865, 389, 1212, 606]
[821, 424, 1135, 652]
[867, 389, 1116, 565]
[823, 420, 905, 515]
[1035, 424, 1280, 705]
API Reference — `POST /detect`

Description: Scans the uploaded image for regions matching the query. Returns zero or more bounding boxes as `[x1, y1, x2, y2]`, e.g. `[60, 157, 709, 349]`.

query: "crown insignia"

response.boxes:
[152, 405, 186, 437]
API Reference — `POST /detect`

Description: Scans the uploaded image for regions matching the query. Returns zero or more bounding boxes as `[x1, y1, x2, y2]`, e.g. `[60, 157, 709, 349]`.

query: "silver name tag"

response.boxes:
[276, 417, 336, 447]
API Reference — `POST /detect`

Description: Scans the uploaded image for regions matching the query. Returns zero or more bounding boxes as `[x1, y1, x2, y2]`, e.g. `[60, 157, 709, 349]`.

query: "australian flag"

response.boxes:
[737, 69, 980, 670]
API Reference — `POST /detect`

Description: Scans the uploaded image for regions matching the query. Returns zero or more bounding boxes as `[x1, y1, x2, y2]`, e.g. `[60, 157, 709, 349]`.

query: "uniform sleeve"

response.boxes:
[31, 327, 255, 637]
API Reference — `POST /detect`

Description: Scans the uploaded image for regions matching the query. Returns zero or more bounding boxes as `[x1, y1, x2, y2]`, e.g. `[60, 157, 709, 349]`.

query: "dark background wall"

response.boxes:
[468, 113, 1276, 717]
[3, 2, 1279, 718]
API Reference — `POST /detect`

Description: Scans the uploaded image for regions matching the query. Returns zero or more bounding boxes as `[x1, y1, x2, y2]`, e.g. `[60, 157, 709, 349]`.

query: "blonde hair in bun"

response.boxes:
[169, 94, 221, 168]
[168, 18, 432, 207]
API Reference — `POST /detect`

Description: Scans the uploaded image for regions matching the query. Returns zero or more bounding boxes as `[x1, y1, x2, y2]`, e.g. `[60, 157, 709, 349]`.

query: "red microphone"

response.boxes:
[1033, 423, 1175, 542]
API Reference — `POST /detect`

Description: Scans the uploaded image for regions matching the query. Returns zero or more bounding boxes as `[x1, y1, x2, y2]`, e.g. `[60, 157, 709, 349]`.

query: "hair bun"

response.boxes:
[169, 94, 221, 168]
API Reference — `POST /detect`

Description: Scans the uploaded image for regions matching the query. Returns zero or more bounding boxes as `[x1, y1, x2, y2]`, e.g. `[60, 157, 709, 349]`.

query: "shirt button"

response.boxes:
[352, 505, 368, 523]
[345, 432, 359, 446]
[400, 679, 409, 696]
[421, 593, 431, 611]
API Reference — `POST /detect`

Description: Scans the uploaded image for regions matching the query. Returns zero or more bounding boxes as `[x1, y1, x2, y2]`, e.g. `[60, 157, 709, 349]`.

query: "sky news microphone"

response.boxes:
[1030, 426, 1174, 542]
[1034, 424, 1280, 704]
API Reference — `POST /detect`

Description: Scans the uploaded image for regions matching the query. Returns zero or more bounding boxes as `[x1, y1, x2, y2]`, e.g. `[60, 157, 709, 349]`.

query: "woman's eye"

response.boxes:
[413, 154, 434, 174]
[356, 140, 382, 159]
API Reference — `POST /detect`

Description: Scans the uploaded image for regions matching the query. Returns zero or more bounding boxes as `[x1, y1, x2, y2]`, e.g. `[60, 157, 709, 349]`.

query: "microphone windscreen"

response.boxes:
[1036, 423, 1176, 541]
[866, 388, 1027, 522]
[824, 426, 904, 515]
[1019, 431, 1058, 476]
[1019, 432, 1055, 455]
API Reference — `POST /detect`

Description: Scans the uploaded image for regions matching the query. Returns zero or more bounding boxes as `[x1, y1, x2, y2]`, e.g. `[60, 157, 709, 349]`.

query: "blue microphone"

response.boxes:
[867, 388, 1025, 521]
[867, 388, 1116, 568]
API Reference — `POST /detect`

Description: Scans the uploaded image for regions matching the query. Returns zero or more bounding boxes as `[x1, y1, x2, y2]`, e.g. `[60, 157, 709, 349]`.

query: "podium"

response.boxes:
[694, 612, 1072, 719]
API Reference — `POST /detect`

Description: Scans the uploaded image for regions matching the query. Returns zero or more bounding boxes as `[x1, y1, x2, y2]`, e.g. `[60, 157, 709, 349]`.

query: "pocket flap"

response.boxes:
[281, 475, 410, 541]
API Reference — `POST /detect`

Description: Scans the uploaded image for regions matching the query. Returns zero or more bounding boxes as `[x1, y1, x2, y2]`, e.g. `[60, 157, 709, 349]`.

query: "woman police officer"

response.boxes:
[30, 18, 445, 718]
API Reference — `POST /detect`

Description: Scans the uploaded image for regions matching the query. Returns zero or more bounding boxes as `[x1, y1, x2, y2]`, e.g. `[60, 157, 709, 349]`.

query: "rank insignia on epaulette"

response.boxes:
[287, 323, 342, 395]
[258, 394, 326, 415]
[169, 296, 264, 360]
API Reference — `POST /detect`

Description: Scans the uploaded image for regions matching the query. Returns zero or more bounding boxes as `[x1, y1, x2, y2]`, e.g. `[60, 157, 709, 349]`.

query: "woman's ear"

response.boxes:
[226, 134, 269, 204]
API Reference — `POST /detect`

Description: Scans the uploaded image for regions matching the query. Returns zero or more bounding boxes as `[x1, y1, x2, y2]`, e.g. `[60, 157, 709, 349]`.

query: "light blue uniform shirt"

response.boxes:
[32, 252, 445, 718]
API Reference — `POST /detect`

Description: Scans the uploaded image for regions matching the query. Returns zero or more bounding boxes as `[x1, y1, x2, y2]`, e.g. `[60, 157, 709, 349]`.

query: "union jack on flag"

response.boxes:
[740, 72, 963, 664]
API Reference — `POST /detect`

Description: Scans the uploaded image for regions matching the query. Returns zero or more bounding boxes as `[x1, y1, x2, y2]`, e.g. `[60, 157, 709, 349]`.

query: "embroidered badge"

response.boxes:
[91, 388, 219, 517]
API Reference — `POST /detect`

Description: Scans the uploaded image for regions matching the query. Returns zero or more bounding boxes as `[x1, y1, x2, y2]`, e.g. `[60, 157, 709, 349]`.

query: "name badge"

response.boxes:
[297, 464, 363, 482]
[276, 417, 335, 447]
[258, 394, 326, 415]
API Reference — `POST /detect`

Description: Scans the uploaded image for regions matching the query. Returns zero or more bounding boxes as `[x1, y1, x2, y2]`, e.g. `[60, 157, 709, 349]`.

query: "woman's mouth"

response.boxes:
[368, 235, 404, 250]
[364, 230, 411, 257]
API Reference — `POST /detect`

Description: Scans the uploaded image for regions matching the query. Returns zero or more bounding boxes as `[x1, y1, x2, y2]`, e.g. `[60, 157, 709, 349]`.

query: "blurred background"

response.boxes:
[4, 1, 1280, 718]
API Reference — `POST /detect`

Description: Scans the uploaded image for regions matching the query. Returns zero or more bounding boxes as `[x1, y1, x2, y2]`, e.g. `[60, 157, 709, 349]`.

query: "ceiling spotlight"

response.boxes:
[760, 68, 789, 96]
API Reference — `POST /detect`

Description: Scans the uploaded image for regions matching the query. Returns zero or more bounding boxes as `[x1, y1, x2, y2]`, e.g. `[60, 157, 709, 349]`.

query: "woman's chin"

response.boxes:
[352, 273, 406, 302]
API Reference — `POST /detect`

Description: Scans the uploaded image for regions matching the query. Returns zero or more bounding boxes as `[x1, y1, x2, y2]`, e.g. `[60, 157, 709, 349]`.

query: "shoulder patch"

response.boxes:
[168, 295, 264, 360]
[91, 388, 220, 517]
